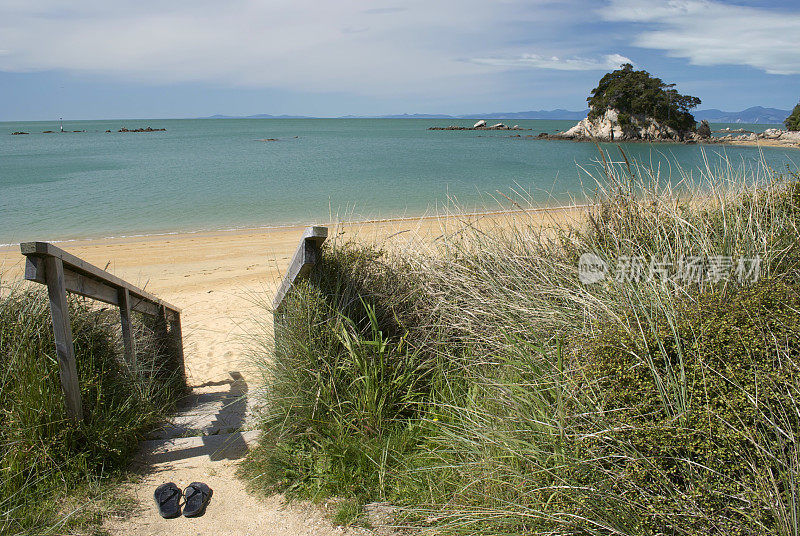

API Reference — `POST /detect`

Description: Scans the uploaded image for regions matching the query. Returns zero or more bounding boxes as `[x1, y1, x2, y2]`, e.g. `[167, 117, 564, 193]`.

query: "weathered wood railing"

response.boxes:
[21, 242, 185, 421]
[273, 226, 328, 311]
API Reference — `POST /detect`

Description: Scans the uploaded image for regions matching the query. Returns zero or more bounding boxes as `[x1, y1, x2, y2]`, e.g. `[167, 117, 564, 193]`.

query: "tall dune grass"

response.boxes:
[0, 285, 182, 535]
[244, 151, 800, 535]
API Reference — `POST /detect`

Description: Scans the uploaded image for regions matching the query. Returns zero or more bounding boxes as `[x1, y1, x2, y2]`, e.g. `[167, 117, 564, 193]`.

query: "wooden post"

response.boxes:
[43, 256, 83, 421]
[157, 304, 169, 345]
[170, 312, 186, 386]
[272, 226, 328, 310]
[118, 288, 136, 367]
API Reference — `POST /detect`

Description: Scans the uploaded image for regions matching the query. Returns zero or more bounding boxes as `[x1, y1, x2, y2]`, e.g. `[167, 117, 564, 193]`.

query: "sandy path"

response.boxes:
[0, 207, 582, 535]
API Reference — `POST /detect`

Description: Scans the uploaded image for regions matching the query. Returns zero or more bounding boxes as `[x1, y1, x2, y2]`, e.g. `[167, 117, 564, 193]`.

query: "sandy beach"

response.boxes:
[0, 205, 585, 387]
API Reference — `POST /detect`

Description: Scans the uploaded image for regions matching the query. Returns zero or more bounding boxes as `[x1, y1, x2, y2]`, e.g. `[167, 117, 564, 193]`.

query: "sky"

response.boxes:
[1, 0, 799, 121]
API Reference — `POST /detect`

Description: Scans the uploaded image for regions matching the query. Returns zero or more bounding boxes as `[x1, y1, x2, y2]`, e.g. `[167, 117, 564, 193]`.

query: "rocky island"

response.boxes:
[544, 63, 700, 143]
[543, 64, 799, 149]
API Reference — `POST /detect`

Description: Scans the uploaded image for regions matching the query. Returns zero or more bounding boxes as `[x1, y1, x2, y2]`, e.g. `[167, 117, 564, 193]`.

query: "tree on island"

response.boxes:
[587, 63, 701, 133]
[785, 101, 800, 131]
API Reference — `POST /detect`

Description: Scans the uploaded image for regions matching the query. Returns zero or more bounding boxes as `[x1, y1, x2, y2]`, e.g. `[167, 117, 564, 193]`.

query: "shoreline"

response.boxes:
[0, 202, 590, 251]
[0, 204, 588, 386]
[532, 134, 800, 150]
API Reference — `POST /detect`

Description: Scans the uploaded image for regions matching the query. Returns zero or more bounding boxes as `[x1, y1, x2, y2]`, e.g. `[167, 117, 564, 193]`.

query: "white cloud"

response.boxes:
[472, 53, 632, 71]
[603, 0, 800, 75]
[0, 0, 560, 96]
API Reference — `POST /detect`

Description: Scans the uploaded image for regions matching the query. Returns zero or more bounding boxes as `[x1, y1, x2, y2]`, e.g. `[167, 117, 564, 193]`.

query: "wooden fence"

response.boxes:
[273, 226, 328, 311]
[20, 241, 185, 421]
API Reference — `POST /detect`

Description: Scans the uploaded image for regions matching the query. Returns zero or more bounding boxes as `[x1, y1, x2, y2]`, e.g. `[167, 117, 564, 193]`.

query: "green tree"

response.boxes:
[587, 64, 701, 132]
[785, 101, 800, 131]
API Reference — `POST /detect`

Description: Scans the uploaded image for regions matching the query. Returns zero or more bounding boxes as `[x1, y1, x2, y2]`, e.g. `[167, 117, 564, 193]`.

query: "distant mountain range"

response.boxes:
[693, 106, 790, 124]
[204, 106, 791, 124]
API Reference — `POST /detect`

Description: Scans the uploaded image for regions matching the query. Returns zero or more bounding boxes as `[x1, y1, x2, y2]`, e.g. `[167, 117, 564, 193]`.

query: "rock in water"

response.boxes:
[557, 108, 682, 141]
[473, 120, 486, 128]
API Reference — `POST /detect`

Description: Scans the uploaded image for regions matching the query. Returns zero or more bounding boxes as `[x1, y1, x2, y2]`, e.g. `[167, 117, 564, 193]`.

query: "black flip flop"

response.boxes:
[153, 482, 182, 518]
[183, 482, 213, 517]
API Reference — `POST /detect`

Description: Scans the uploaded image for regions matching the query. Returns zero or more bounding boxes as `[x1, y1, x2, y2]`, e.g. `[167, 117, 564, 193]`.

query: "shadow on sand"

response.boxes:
[141, 371, 255, 464]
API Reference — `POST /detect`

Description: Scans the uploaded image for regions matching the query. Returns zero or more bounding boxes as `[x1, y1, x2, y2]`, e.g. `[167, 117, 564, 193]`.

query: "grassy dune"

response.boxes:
[0, 287, 183, 535]
[243, 152, 800, 535]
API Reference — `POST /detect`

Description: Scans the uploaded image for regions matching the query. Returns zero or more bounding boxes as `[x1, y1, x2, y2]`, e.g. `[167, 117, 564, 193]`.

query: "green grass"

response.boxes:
[243, 152, 800, 535]
[0, 285, 183, 535]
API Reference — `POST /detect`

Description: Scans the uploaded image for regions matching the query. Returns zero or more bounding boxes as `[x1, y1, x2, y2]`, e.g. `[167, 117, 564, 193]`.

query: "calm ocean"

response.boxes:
[1, 118, 797, 244]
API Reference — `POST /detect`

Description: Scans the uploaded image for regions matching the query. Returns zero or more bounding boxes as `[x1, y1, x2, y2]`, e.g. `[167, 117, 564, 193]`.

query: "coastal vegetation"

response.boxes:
[244, 153, 800, 535]
[786, 101, 800, 131]
[0, 286, 182, 535]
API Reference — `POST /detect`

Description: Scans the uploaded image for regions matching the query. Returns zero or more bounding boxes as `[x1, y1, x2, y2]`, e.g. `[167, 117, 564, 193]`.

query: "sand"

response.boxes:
[0, 206, 585, 536]
[724, 138, 800, 149]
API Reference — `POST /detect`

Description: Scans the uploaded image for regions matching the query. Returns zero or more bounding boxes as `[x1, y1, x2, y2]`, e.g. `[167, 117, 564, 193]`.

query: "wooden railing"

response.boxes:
[21, 242, 185, 421]
[273, 226, 328, 310]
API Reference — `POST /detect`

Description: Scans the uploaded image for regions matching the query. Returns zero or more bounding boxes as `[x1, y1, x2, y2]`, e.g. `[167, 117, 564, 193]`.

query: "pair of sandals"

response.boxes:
[154, 482, 213, 518]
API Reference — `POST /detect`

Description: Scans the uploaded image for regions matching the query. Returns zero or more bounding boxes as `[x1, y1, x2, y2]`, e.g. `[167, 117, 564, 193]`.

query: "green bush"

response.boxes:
[786, 101, 800, 131]
[0, 287, 181, 534]
[577, 279, 800, 535]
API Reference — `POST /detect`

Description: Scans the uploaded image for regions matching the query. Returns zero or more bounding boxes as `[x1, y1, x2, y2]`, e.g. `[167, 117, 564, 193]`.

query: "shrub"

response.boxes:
[785, 101, 800, 131]
[0, 286, 181, 534]
[576, 279, 800, 534]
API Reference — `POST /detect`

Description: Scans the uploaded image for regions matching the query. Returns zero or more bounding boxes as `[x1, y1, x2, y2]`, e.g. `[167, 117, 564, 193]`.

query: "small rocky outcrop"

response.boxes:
[118, 127, 166, 133]
[553, 108, 685, 142]
[429, 121, 528, 131]
[723, 128, 800, 145]
[761, 128, 800, 142]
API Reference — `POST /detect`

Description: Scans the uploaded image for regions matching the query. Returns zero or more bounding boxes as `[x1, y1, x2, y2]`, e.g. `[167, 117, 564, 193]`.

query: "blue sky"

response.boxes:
[1, 0, 799, 121]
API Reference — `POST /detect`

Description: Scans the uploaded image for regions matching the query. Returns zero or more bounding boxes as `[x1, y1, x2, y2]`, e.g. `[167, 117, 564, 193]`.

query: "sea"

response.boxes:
[1, 118, 797, 244]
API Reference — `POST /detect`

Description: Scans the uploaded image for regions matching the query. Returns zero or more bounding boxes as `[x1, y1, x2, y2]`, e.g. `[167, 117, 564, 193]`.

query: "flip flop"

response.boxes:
[153, 482, 182, 518]
[183, 482, 213, 517]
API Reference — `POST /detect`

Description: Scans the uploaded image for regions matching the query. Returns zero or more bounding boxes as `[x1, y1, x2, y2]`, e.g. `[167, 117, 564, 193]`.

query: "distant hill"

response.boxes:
[370, 110, 590, 120]
[368, 113, 455, 119]
[456, 109, 589, 120]
[203, 110, 589, 120]
[202, 107, 791, 124]
[205, 113, 313, 119]
[693, 106, 789, 124]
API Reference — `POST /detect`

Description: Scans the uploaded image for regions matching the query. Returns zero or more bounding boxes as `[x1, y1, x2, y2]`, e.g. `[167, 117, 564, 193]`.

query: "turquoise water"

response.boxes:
[1, 118, 797, 244]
